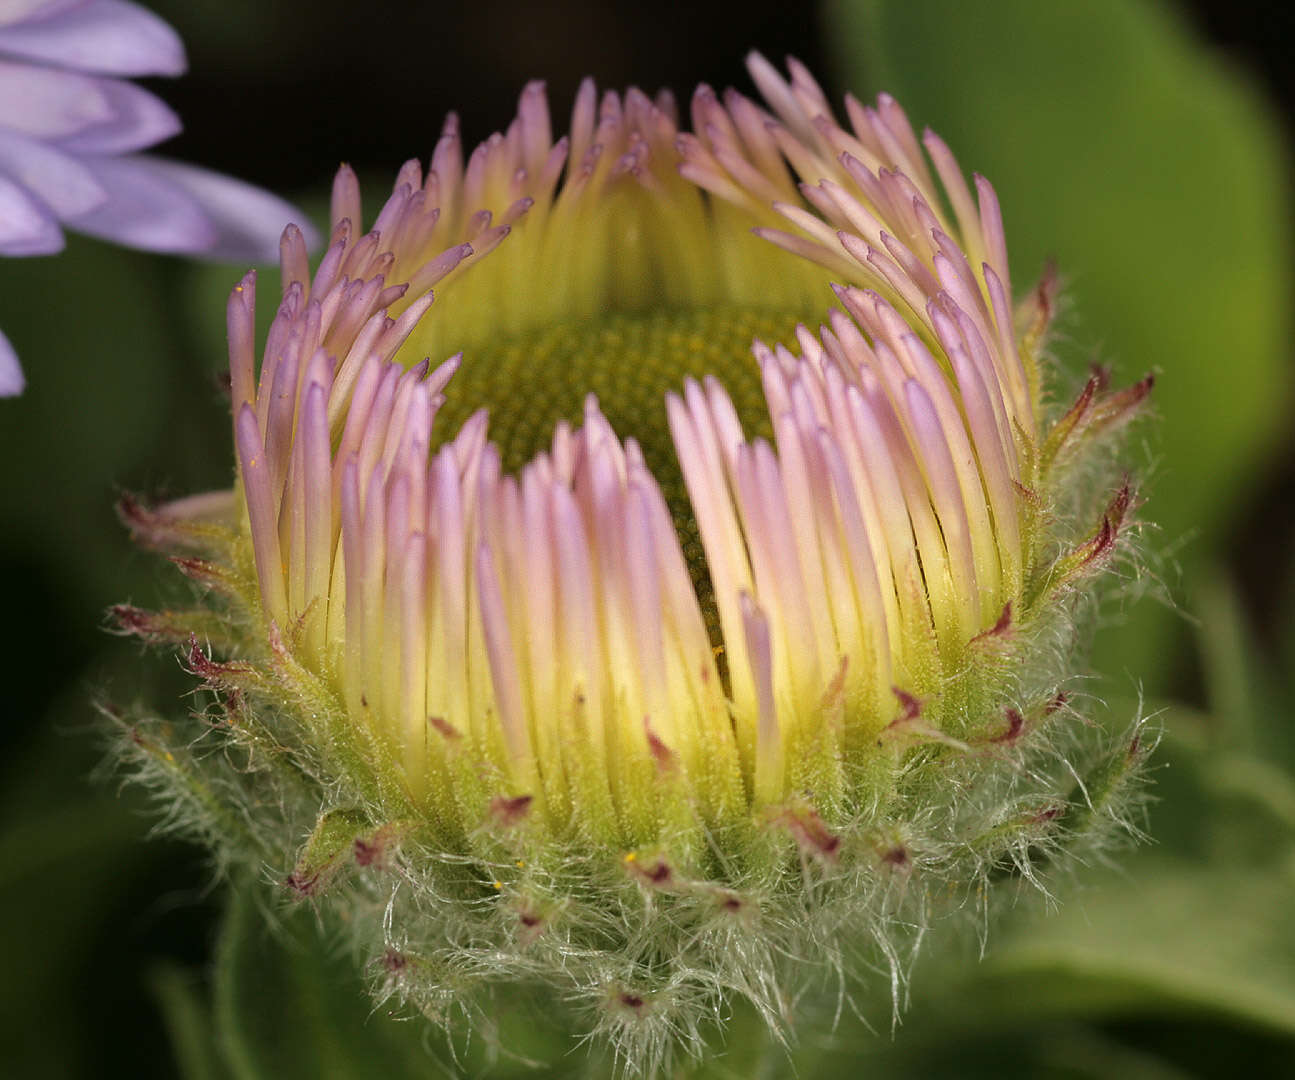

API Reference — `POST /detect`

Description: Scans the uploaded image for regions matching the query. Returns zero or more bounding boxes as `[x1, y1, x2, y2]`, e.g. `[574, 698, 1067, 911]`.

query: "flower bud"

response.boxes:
[112, 55, 1152, 1071]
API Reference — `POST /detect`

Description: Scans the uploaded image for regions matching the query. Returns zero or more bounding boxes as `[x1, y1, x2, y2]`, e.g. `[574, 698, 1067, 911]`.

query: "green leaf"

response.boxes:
[1192, 574, 1295, 769]
[210, 881, 585, 1079]
[0, 711, 214, 1080]
[971, 857, 1295, 1034]
[823, 0, 1293, 693]
[150, 964, 233, 1080]
[212, 885, 431, 1080]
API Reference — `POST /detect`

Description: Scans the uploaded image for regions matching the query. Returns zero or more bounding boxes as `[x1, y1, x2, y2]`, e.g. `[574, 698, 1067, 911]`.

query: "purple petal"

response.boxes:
[53, 75, 179, 153]
[0, 172, 63, 253]
[63, 153, 214, 252]
[130, 157, 320, 262]
[0, 60, 179, 150]
[0, 326, 24, 397]
[0, 1, 185, 77]
[0, 58, 111, 136]
[0, 1, 87, 29]
[65, 154, 318, 261]
[0, 128, 107, 217]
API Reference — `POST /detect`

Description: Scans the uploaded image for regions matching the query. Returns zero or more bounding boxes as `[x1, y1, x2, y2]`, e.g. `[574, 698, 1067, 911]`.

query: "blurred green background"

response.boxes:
[1, 0, 1291, 1076]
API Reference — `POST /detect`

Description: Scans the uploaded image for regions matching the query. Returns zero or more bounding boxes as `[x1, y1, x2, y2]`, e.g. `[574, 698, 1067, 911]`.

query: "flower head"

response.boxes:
[117, 54, 1153, 1071]
[0, 0, 319, 395]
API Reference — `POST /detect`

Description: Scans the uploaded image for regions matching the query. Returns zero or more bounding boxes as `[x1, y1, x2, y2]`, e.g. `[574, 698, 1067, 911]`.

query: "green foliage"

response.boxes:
[0, 236, 239, 1079]
[211, 886, 433, 1080]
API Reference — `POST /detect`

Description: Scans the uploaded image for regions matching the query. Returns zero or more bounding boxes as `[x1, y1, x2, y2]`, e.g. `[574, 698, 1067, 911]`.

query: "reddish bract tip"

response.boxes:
[285, 870, 323, 898]
[109, 604, 159, 639]
[1105, 480, 1135, 534]
[880, 845, 910, 868]
[380, 948, 408, 975]
[1030, 803, 1064, 825]
[1059, 375, 1099, 433]
[1012, 480, 1045, 507]
[972, 601, 1013, 644]
[185, 634, 256, 688]
[991, 708, 1025, 745]
[428, 715, 461, 741]
[516, 903, 550, 946]
[1090, 373, 1155, 432]
[169, 556, 230, 590]
[715, 889, 744, 913]
[488, 794, 534, 828]
[890, 686, 922, 726]
[618, 992, 647, 1014]
[626, 853, 673, 888]
[116, 493, 184, 550]
[768, 804, 841, 864]
[644, 720, 677, 774]
[1067, 515, 1116, 577]
[1036, 260, 1059, 316]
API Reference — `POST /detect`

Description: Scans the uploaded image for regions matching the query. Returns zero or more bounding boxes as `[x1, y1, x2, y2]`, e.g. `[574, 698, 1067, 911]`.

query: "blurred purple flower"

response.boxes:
[0, 0, 320, 395]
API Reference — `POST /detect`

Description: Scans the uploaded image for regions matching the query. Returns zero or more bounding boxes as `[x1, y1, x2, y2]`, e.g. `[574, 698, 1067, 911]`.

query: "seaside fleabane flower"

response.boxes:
[115, 55, 1153, 1071]
[0, 0, 319, 395]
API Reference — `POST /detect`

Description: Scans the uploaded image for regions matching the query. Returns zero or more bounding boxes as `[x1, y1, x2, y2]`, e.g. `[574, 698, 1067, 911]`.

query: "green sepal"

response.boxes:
[1054, 728, 1149, 843]
[287, 807, 370, 899]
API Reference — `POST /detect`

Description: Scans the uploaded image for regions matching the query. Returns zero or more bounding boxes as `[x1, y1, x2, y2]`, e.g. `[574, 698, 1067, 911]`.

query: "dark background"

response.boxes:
[0, 1, 1292, 1076]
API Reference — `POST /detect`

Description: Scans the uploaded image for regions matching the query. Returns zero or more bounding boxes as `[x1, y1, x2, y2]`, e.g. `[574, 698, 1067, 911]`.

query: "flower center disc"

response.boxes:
[431, 303, 803, 626]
